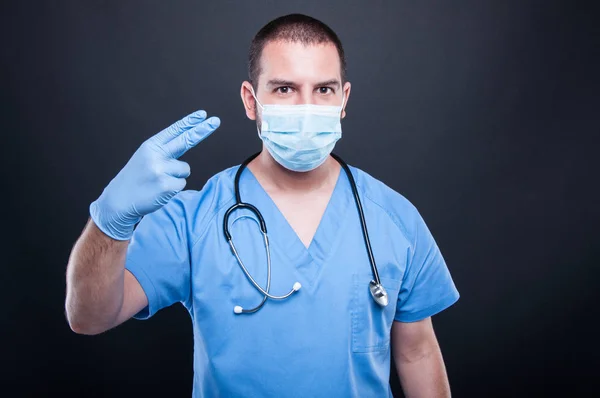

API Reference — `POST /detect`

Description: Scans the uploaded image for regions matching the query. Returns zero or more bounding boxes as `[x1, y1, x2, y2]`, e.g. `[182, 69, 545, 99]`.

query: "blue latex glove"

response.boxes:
[89, 110, 220, 240]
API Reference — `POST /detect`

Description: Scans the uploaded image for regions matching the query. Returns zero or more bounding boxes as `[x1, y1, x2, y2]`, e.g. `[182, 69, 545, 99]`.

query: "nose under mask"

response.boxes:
[251, 86, 345, 172]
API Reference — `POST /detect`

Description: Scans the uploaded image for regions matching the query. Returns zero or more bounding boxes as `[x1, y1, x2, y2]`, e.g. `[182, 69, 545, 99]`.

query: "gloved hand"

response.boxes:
[89, 110, 220, 240]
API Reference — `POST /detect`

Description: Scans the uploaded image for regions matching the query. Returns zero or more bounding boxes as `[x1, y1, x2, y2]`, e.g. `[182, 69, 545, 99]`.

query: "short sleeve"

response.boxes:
[394, 209, 460, 322]
[125, 192, 191, 320]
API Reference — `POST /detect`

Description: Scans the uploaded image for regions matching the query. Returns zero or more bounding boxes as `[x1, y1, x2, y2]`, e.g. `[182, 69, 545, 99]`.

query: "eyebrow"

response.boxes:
[266, 79, 341, 89]
[315, 79, 341, 89]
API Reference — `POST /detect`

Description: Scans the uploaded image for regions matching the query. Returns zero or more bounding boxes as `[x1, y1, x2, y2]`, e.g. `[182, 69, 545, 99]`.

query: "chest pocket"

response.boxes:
[351, 273, 402, 353]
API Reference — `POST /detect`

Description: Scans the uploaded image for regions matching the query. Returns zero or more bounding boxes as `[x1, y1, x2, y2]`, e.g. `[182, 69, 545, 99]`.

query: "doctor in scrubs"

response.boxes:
[65, 13, 460, 398]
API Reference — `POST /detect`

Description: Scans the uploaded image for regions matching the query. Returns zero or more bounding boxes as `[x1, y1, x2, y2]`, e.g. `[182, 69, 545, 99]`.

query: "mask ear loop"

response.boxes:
[339, 82, 347, 117]
[250, 86, 264, 138]
[249, 86, 264, 110]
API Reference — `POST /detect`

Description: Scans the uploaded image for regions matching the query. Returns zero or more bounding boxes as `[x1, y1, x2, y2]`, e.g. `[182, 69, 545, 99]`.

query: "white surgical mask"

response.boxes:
[250, 86, 346, 172]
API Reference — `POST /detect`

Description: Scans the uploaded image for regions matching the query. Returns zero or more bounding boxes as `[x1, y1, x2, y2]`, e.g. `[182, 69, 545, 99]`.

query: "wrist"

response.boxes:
[89, 199, 136, 241]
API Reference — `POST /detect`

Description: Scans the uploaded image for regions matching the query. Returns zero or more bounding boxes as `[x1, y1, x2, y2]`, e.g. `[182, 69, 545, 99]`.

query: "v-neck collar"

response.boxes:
[239, 163, 352, 289]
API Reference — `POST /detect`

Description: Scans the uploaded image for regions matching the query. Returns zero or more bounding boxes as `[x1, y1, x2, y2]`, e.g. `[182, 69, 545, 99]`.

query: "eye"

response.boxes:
[275, 86, 293, 94]
[317, 87, 334, 95]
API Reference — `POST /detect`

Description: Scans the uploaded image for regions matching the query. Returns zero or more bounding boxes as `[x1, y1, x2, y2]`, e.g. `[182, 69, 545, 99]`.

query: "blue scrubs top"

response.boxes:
[125, 162, 460, 397]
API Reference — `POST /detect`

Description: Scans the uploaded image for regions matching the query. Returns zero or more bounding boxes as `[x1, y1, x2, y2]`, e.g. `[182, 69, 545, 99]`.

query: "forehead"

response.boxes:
[258, 40, 341, 83]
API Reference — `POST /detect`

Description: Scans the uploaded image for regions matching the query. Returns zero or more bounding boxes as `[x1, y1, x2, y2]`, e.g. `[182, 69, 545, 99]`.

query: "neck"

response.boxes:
[248, 147, 340, 194]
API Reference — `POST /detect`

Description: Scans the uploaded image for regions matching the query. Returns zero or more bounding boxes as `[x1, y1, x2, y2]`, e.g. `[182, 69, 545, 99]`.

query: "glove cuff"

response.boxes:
[89, 200, 135, 241]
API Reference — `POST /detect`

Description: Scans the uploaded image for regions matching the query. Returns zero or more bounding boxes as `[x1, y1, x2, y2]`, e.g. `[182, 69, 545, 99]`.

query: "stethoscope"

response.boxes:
[223, 151, 389, 314]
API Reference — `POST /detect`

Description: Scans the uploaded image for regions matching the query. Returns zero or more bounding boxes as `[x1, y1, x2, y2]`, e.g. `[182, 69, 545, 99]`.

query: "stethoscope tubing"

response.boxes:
[223, 151, 387, 313]
[330, 153, 382, 286]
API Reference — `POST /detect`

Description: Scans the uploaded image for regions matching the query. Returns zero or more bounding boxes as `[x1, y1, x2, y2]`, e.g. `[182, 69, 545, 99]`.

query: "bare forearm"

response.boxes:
[65, 217, 128, 334]
[396, 342, 451, 398]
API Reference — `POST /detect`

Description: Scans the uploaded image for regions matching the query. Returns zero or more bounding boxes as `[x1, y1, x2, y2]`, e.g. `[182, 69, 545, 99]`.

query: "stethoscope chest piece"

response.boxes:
[369, 280, 389, 307]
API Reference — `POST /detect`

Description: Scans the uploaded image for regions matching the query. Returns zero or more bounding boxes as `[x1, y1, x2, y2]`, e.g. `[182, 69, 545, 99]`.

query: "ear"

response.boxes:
[240, 81, 258, 120]
[341, 81, 351, 119]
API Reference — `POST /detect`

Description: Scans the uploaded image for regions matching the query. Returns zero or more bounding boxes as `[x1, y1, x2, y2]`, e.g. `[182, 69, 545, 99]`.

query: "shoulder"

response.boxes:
[348, 164, 423, 244]
[176, 165, 238, 203]
[160, 165, 240, 235]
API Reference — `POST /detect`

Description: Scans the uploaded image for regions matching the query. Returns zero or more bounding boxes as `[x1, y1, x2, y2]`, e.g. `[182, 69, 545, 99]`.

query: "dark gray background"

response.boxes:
[2, 1, 598, 397]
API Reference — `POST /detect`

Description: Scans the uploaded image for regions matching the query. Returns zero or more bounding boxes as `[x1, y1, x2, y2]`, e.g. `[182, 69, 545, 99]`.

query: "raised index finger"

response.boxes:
[149, 110, 207, 146]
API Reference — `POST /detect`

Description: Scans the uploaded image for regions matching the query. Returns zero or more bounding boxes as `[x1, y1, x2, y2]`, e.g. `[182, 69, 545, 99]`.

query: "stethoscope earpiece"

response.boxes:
[233, 281, 301, 315]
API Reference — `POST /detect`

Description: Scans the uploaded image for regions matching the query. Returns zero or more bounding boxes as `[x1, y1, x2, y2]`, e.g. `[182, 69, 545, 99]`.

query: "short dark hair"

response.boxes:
[248, 14, 347, 90]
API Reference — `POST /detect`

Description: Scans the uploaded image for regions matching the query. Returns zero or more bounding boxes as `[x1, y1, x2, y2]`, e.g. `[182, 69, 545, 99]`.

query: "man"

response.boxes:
[65, 13, 460, 397]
